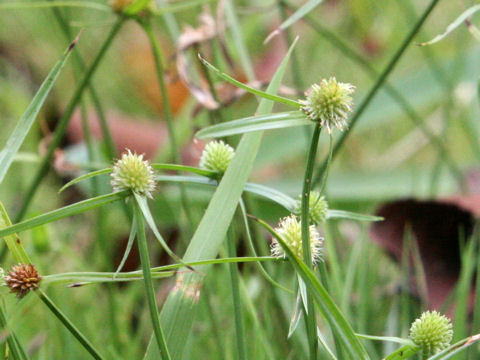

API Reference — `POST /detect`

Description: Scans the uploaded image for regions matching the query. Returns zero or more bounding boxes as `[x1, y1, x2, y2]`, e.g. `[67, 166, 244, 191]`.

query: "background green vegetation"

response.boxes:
[0, 0, 479, 359]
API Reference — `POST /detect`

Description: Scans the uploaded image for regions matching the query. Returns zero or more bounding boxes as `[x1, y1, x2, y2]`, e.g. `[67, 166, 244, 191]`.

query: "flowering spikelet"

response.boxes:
[409, 311, 453, 356]
[300, 77, 355, 133]
[4, 264, 41, 299]
[199, 140, 235, 175]
[111, 150, 156, 198]
[271, 215, 323, 265]
[295, 191, 328, 225]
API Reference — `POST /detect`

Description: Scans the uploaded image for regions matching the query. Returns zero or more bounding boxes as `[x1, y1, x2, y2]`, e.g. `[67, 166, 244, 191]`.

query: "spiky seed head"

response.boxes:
[409, 311, 453, 356]
[295, 191, 328, 225]
[109, 0, 155, 14]
[111, 150, 156, 198]
[199, 140, 235, 175]
[300, 77, 355, 133]
[4, 264, 41, 299]
[271, 215, 323, 265]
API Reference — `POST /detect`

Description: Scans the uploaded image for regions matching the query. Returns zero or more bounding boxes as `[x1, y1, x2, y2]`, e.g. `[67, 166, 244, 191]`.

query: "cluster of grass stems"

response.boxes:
[0, 0, 480, 359]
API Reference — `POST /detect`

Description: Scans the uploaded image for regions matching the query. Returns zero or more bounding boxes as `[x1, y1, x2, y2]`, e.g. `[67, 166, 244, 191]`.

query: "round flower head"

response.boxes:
[199, 140, 235, 175]
[409, 311, 453, 356]
[111, 150, 156, 198]
[4, 264, 41, 299]
[271, 215, 323, 265]
[295, 191, 328, 225]
[300, 77, 355, 133]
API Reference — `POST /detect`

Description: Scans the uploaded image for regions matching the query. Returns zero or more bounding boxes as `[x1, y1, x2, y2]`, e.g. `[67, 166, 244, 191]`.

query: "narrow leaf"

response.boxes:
[428, 334, 480, 359]
[196, 111, 309, 139]
[0, 32, 80, 185]
[265, 0, 324, 43]
[0, 1, 110, 11]
[418, 5, 480, 46]
[58, 168, 112, 193]
[144, 38, 299, 360]
[114, 212, 137, 278]
[253, 216, 370, 359]
[356, 334, 413, 345]
[0, 191, 129, 239]
[326, 210, 383, 222]
[133, 194, 191, 268]
[198, 55, 301, 108]
[384, 343, 421, 360]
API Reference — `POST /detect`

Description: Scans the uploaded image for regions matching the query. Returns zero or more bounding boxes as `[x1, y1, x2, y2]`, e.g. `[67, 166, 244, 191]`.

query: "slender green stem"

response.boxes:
[309, 0, 465, 190]
[226, 227, 247, 360]
[38, 290, 104, 360]
[318, 134, 333, 196]
[301, 123, 321, 359]
[239, 199, 293, 294]
[134, 200, 171, 360]
[15, 17, 125, 222]
[49, 4, 117, 160]
[140, 19, 195, 234]
[0, 304, 28, 360]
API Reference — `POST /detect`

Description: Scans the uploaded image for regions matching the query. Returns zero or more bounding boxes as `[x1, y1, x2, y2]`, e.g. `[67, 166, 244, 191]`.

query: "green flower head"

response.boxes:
[295, 191, 328, 225]
[271, 215, 323, 265]
[409, 311, 453, 356]
[199, 140, 235, 175]
[111, 150, 156, 198]
[300, 77, 355, 133]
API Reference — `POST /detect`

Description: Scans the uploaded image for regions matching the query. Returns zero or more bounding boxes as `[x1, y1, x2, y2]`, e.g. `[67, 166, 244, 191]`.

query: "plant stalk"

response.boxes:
[134, 199, 171, 360]
[301, 123, 321, 359]
[15, 17, 125, 222]
[140, 19, 195, 234]
[226, 226, 247, 360]
[38, 290, 104, 360]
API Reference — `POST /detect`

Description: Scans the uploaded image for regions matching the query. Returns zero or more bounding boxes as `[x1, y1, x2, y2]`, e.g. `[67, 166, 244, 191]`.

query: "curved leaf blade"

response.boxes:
[0, 33, 80, 185]
[196, 111, 310, 139]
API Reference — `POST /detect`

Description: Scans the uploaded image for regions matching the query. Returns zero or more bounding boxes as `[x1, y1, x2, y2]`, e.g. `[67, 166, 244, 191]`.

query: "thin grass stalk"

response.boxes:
[318, 134, 333, 195]
[301, 123, 321, 359]
[140, 19, 194, 234]
[49, 4, 117, 160]
[226, 226, 247, 360]
[133, 200, 171, 360]
[307, 0, 464, 189]
[201, 284, 226, 359]
[298, 6, 460, 184]
[239, 199, 292, 293]
[38, 290, 104, 360]
[15, 17, 125, 222]
[0, 304, 28, 360]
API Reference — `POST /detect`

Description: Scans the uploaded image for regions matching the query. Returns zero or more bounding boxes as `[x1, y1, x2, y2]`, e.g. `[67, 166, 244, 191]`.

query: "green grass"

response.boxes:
[0, 0, 480, 359]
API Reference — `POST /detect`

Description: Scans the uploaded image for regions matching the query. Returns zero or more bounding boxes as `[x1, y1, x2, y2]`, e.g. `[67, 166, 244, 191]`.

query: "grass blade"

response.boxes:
[133, 194, 190, 268]
[144, 38, 299, 360]
[0, 1, 110, 11]
[58, 168, 112, 193]
[253, 216, 370, 360]
[384, 343, 421, 360]
[0, 191, 129, 239]
[265, 0, 323, 43]
[198, 55, 301, 108]
[0, 32, 80, 185]
[427, 334, 480, 359]
[326, 210, 383, 222]
[133, 200, 171, 359]
[418, 5, 480, 46]
[196, 111, 309, 139]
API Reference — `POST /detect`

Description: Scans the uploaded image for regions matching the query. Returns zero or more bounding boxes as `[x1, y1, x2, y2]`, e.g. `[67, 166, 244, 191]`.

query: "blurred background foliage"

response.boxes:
[0, 0, 479, 358]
